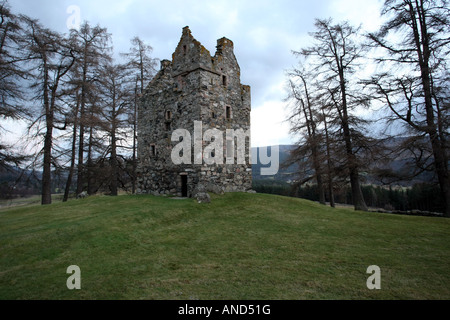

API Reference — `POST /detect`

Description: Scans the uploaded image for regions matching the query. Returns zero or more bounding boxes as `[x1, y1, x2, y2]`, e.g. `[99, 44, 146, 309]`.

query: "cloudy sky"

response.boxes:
[8, 0, 383, 147]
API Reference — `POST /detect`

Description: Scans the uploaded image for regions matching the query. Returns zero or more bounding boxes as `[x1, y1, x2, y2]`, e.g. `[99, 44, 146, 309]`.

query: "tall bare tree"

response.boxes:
[122, 36, 157, 193]
[286, 67, 326, 205]
[0, 1, 28, 169]
[292, 18, 369, 211]
[62, 86, 80, 202]
[97, 62, 132, 196]
[22, 17, 75, 205]
[69, 22, 111, 196]
[367, 0, 450, 216]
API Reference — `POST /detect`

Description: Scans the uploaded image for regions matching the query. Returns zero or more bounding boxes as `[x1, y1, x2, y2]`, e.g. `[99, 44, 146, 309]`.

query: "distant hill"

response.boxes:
[252, 139, 437, 186]
[0, 165, 60, 199]
[251, 145, 297, 182]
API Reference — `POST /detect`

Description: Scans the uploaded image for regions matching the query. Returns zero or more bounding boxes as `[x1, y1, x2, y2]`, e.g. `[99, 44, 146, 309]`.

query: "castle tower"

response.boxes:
[136, 27, 252, 197]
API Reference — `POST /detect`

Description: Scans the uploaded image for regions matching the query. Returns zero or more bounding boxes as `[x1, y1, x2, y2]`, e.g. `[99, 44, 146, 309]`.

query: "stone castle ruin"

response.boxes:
[136, 27, 252, 198]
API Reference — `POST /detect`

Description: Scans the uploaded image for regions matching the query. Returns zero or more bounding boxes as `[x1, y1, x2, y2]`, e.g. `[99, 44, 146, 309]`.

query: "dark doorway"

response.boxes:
[181, 175, 188, 197]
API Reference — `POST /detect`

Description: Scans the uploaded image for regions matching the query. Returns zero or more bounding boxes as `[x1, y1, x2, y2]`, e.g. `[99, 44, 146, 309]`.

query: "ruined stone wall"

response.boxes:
[136, 27, 252, 197]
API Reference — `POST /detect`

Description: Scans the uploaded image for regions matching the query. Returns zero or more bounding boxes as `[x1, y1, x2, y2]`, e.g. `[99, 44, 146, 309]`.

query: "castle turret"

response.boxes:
[216, 37, 234, 55]
[172, 26, 213, 76]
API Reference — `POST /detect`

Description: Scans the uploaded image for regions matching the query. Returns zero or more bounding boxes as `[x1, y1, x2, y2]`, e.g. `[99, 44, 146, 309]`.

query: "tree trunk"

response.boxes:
[300, 76, 325, 205]
[131, 80, 138, 194]
[323, 111, 335, 208]
[42, 120, 53, 205]
[421, 60, 450, 216]
[76, 118, 85, 195]
[87, 122, 95, 195]
[110, 93, 118, 196]
[110, 136, 118, 196]
[76, 52, 88, 195]
[410, 0, 450, 216]
[41, 59, 52, 205]
[63, 95, 80, 202]
[110, 127, 118, 196]
[339, 69, 368, 211]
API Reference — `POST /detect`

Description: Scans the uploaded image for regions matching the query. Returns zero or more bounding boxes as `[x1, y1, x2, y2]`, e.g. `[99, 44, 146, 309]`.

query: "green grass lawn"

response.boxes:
[0, 192, 449, 300]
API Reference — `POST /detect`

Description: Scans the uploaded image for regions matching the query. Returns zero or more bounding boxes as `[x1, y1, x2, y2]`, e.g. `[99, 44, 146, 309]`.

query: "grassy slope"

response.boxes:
[0, 193, 449, 300]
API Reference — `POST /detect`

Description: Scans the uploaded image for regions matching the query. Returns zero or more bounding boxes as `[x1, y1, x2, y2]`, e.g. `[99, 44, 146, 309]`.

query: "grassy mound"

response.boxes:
[0, 193, 449, 299]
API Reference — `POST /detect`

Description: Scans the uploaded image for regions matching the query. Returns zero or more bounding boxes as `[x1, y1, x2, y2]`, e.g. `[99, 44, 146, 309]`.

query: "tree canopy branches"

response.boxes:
[287, 1, 449, 216]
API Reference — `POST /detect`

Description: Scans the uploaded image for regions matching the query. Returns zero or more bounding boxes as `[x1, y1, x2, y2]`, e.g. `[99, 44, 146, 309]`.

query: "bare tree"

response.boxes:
[293, 18, 369, 211]
[122, 36, 157, 193]
[367, 0, 450, 216]
[286, 67, 326, 205]
[0, 1, 29, 169]
[22, 17, 75, 205]
[96, 62, 132, 196]
[62, 85, 80, 202]
[69, 22, 111, 196]
[122, 37, 157, 95]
